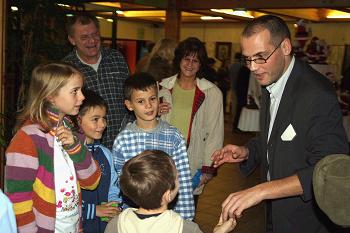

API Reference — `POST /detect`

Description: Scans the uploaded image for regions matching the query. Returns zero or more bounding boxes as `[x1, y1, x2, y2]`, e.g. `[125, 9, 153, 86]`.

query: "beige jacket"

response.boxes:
[159, 75, 224, 176]
[105, 209, 203, 233]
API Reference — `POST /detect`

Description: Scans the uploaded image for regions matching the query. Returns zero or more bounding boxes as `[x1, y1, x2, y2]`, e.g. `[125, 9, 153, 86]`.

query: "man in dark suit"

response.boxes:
[211, 15, 349, 233]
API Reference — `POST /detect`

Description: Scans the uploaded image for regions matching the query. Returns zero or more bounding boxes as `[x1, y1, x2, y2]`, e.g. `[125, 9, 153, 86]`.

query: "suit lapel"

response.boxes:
[261, 88, 270, 142]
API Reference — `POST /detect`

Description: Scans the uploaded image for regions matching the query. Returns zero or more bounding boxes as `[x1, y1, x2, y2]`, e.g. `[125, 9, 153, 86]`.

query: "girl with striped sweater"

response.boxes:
[5, 63, 101, 233]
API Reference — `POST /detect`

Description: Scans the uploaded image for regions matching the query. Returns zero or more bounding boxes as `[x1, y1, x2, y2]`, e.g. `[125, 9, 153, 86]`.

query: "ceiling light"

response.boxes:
[57, 4, 70, 8]
[107, 19, 113, 22]
[116, 10, 124, 14]
[211, 9, 254, 18]
[66, 14, 74, 17]
[326, 10, 350, 19]
[232, 10, 254, 18]
[201, 16, 223, 20]
[11, 6, 18, 11]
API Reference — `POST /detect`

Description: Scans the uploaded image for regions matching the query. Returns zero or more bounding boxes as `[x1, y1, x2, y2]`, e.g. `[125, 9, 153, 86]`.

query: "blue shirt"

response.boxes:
[112, 119, 195, 220]
[82, 142, 119, 233]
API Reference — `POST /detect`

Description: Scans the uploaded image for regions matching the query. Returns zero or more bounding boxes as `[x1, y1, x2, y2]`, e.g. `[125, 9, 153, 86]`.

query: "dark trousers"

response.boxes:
[266, 201, 273, 233]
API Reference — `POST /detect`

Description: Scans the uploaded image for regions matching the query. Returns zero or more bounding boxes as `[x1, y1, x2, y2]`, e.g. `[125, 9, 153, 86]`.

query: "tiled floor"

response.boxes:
[194, 114, 265, 233]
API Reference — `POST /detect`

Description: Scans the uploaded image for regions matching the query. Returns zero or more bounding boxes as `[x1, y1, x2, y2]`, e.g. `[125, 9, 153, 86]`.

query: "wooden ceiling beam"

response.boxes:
[179, 0, 350, 10]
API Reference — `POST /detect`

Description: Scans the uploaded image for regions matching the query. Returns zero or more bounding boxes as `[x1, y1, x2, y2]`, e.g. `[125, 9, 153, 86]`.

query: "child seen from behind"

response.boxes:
[105, 150, 236, 233]
[5, 63, 101, 233]
[78, 90, 121, 233]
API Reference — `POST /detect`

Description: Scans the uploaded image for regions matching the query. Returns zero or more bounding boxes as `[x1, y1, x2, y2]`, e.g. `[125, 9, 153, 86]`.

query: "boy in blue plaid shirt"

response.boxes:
[112, 72, 195, 220]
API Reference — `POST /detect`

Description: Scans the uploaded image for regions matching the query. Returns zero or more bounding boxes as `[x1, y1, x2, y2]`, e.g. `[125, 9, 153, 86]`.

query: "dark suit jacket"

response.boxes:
[240, 58, 349, 233]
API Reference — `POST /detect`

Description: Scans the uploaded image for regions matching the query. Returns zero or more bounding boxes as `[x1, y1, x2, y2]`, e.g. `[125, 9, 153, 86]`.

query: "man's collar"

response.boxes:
[267, 56, 295, 99]
[75, 50, 101, 65]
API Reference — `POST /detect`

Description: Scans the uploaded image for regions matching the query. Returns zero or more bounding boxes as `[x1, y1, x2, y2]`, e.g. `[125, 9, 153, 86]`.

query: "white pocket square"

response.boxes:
[281, 124, 296, 141]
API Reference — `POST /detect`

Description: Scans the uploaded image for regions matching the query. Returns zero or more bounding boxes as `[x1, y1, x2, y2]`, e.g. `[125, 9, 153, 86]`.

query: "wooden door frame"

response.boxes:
[0, 0, 6, 190]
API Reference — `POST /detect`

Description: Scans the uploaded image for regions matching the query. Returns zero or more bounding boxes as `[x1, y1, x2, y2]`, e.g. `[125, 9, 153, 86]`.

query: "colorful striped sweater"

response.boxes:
[5, 117, 101, 233]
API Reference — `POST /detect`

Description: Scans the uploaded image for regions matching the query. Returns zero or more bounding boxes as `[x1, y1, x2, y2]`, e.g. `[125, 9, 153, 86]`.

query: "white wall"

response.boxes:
[99, 18, 157, 41]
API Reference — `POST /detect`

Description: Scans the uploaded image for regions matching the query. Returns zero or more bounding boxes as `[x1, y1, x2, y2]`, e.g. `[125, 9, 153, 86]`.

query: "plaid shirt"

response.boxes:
[63, 47, 131, 149]
[112, 120, 195, 220]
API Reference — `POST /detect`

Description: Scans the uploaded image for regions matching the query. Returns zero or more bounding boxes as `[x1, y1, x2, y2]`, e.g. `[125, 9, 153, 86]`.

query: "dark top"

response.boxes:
[240, 58, 349, 233]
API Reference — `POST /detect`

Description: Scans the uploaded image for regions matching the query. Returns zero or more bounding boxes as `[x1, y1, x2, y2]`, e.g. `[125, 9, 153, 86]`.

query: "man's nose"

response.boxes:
[88, 37, 97, 43]
[248, 62, 258, 72]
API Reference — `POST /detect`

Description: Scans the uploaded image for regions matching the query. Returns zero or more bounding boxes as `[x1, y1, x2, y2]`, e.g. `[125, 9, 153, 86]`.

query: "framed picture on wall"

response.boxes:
[215, 42, 232, 62]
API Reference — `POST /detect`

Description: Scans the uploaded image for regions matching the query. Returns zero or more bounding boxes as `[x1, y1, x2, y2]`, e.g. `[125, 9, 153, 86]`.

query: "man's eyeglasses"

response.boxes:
[242, 40, 284, 67]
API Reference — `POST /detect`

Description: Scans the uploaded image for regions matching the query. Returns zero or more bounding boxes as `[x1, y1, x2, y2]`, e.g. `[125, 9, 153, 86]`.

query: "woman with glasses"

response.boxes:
[158, 37, 224, 208]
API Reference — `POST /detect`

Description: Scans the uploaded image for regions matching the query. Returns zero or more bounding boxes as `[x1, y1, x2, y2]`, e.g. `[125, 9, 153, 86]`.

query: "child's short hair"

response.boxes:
[119, 150, 177, 210]
[124, 72, 158, 101]
[16, 62, 83, 132]
[79, 89, 108, 117]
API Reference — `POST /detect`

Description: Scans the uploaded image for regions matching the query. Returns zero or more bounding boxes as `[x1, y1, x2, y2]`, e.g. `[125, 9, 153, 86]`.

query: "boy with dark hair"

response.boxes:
[105, 150, 236, 233]
[78, 90, 120, 233]
[113, 72, 195, 220]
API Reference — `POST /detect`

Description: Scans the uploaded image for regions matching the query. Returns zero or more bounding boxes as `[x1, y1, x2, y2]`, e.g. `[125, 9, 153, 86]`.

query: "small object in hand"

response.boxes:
[201, 165, 217, 176]
[100, 202, 118, 222]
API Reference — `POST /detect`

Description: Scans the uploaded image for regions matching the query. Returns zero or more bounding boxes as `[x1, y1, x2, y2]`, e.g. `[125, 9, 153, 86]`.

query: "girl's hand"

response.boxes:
[55, 126, 76, 147]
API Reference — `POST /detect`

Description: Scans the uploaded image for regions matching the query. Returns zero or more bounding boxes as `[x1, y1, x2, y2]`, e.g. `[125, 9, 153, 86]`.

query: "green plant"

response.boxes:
[5, 0, 72, 141]
[0, 113, 8, 148]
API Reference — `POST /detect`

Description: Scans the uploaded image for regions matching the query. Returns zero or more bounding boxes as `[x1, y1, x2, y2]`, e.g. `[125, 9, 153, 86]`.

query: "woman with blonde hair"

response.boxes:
[143, 38, 177, 81]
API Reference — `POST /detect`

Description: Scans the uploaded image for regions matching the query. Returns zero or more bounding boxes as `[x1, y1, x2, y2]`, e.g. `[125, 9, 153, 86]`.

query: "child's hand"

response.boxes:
[200, 173, 214, 186]
[96, 201, 121, 219]
[56, 126, 76, 147]
[213, 216, 237, 233]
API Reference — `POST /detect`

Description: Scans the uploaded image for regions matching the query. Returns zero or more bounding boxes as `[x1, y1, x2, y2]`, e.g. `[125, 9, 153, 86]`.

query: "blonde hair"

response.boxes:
[15, 63, 83, 132]
[145, 38, 177, 70]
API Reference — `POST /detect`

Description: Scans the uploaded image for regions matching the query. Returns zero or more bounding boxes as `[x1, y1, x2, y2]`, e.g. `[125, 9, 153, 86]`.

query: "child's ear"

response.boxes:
[46, 96, 55, 106]
[124, 100, 133, 111]
[162, 190, 172, 205]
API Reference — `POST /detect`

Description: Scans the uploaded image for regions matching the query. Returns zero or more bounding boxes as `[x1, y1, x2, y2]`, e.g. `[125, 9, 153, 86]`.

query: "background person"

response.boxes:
[229, 52, 250, 132]
[138, 38, 177, 82]
[63, 12, 131, 149]
[313, 154, 350, 229]
[0, 189, 17, 233]
[211, 15, 348, 233]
